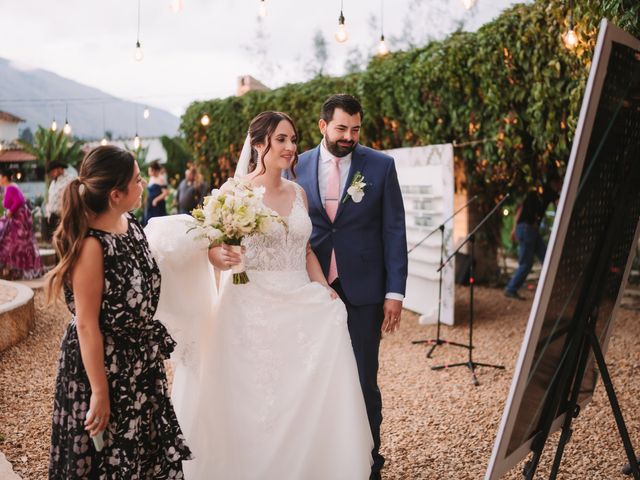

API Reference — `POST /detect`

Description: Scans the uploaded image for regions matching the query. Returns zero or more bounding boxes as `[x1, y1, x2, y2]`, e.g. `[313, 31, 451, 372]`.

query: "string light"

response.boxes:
[143, 107, 150, 119]
[51, 118, 58, 132]
[377, 35, 389, 56]
[63, 104, 71, 135]
[258, 0, 267, 18]
[335, 0, 348, 43]
[200, 114, 211, 126]
[100, 138, 108, 146]
[134, 0, 144, 61]
[462, 0, 475, 10]
[376, 0, 389, 56]
[134, 134, 141, 149]
[562, 0, 578, 50]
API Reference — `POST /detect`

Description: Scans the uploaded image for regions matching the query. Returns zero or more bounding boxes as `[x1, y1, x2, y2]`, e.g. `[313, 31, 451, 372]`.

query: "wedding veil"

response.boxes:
[234, 133, 252, 178]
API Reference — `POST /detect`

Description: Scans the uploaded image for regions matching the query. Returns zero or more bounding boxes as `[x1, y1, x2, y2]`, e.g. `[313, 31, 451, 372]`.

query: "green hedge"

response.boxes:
[180, 0, 638, 202]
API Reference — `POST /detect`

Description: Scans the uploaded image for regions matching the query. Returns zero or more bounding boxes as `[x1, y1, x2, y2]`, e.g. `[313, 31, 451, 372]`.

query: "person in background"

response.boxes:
[195, 170, 210, 201]
[295, 94, 408, 480]
[46, 145, 191, 479]
[44, 161, 74, 242]
[0, 168, 43, 280]
[504, 173, 563, 299]
[175, 166, 201, 214]
[143, 160, 169, 225]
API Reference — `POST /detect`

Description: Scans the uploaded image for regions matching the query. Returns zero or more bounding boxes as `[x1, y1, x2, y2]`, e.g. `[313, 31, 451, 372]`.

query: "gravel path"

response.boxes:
[1, 286, 638, 479]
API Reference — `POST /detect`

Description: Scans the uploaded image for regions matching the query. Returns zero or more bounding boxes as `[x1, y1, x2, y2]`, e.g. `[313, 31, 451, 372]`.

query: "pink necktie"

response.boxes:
[325, 158, 340, 283]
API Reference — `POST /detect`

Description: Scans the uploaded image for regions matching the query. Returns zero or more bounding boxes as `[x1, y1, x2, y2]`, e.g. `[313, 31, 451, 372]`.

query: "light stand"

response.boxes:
[431, 194, 510, 385]
[411, 196, 477, 358]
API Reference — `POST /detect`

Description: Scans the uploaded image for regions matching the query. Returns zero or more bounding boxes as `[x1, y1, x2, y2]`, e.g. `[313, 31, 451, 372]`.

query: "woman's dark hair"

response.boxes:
[148, 160, 162, 173]
[247, 111, 299, 178]
[320, 94, 364, 123]
[0, 168, 13, 180]
[46, 145, 136, 303]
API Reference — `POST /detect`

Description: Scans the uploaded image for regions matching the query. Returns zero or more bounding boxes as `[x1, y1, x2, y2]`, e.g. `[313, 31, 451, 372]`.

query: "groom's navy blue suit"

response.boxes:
[296, 143, 408, 472]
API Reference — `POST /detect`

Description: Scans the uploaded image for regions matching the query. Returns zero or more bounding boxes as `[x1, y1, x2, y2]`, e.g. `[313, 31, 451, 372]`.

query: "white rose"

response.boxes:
[347, 185, 364, 203]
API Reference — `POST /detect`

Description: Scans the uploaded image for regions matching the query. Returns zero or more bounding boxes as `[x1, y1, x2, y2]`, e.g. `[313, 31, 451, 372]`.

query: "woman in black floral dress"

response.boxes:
[46, 145, 191, 479]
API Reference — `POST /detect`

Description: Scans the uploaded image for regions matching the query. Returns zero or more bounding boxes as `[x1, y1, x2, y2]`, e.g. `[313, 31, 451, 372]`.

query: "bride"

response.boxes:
[146, 111, 373, 479]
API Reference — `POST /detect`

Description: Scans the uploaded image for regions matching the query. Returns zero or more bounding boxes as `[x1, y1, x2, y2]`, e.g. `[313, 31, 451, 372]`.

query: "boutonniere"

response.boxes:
[343, 171, 366, 204]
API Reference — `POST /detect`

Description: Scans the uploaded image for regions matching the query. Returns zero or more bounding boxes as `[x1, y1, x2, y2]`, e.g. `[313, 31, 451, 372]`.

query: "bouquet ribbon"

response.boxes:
[230, 244, 249, 284]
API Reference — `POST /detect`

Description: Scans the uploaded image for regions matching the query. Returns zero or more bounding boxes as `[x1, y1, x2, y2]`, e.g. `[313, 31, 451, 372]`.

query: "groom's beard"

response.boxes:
[324, 136, 356, 158]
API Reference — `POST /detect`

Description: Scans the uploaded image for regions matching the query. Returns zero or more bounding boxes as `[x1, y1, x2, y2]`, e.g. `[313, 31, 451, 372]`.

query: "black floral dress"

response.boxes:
[49, 215, 192, 479]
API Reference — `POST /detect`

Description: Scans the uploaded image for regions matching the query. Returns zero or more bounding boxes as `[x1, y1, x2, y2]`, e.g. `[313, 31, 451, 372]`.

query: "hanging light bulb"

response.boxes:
[62, 104, 71, 135]
[134, 0, 144, 61]
[134, 41, 144, 61]
[377, 34, 389, 56]
[200, 114, 211, 126]
[562, 1, 578, 50]
[51, 119, 58, 132]
[562, 29, 578, 49]
[258, 0, 267, 18]
[170, 0, 183, 13]
[376, 0, 389, 56]
[335, 0, 348, 43]
[100, 137, 108, 146]
[462, 0, 475, 10]
[143, 107, 150, 119]
[134, 134, 141, 149]
[335, 15, 348, 42]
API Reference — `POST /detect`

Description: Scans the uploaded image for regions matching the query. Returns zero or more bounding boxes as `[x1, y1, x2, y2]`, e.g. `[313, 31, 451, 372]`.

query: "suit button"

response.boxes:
[332, 228, 337, 233]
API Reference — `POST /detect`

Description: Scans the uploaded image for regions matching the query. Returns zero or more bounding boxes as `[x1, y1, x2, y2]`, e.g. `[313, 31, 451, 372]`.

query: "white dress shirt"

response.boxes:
[318, 140, 351, 207]
[47, 172, 74, 217]
[317, 140, 404, 302]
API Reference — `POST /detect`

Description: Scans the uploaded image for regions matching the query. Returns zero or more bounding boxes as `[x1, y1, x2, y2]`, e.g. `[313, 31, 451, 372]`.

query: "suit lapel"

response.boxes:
[306, 146, 331, 223]
[334, 144, 366, 222]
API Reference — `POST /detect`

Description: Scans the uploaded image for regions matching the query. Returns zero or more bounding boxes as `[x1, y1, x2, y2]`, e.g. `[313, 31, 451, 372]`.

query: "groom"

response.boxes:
[295, 94, 408, 479]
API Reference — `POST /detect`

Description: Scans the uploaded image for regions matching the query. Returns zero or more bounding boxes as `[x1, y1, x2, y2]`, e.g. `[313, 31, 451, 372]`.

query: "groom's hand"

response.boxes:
[382, 299, 403, 333]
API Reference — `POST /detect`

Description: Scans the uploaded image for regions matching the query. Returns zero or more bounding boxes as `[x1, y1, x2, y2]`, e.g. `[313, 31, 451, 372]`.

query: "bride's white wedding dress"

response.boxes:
[147, 182, 373, 480]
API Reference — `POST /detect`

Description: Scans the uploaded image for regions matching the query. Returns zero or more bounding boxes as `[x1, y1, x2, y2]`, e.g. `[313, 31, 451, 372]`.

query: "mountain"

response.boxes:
[0, 57, 179, 140]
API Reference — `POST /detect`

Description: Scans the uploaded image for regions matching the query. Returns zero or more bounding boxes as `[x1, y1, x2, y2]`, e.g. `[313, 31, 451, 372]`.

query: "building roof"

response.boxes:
[0, 149, 37, 163]
[236, 75, 270, 96]
[0, 111, 25, 123]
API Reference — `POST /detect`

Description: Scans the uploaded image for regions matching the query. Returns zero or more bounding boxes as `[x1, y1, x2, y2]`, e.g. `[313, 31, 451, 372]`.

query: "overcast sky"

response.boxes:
[0, 0, 524, 117]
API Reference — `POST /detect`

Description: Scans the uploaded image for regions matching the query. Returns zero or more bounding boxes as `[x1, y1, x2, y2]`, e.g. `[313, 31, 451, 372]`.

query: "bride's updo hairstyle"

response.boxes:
[46, 145, 136, 303]
[248, 111, 299, 179]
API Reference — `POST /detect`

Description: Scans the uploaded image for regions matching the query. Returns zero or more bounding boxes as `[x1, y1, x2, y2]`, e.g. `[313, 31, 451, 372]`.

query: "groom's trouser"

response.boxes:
[331, 279, 385, 473]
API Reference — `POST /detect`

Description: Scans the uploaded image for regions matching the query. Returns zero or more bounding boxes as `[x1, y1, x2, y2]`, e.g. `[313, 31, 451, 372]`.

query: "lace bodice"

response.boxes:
[242, 182, 311, 272]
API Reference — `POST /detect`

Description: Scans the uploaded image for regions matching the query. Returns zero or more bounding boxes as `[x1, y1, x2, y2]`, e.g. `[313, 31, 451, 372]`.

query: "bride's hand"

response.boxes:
[323, 284, 338, 300]
[208, 244, 244, 270]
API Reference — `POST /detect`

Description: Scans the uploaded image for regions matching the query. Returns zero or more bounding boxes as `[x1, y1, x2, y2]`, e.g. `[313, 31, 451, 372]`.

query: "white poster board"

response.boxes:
[387, 144, 455, 325]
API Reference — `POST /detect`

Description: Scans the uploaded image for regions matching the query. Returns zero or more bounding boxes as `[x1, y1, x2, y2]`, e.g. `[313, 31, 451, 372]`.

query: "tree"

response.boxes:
[243, 16, 276, 83]
[160, 135, 193, 185]
[19, 126, 84, 172]
[305, 29, 329, 78]
[19, 127, 34, 145]
[344, 47, 366, 74]
[123, 142, 150, 166]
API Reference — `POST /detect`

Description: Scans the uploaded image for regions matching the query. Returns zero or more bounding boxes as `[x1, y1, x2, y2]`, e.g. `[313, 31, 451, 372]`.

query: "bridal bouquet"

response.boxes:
[190, 178, 284, 284]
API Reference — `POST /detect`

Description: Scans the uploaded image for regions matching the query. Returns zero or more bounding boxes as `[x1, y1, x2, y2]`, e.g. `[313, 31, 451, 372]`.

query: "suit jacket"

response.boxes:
[295, 143, 408, 306]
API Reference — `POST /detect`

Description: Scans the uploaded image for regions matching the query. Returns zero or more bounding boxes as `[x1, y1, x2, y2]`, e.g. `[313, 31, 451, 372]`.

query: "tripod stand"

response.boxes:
[411, 196, 477, 358]
[431, 194, 510, 386]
